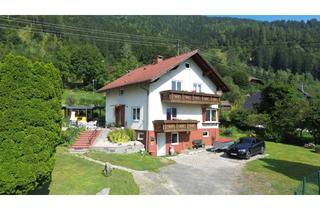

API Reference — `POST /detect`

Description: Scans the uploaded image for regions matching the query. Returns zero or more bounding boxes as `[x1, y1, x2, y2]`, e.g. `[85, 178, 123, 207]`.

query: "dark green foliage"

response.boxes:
[306, 98, 320, 145]
[229, 109, 251, 130]
[69, 44, 105, 86]
[232, 70, 249, 87]
[0, 54, 62, 194]
[258, 83, 309, 142]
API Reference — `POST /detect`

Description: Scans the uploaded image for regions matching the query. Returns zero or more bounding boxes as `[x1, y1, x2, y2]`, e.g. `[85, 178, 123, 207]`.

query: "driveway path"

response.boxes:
[156, 150, 250, 194]
[76, 150, 261, 195]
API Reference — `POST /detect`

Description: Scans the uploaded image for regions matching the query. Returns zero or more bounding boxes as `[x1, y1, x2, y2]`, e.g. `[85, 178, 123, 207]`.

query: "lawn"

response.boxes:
[84, 151, 175, 172]
[62, 89, 105, 105]
[245, 141, 320, 194]
[49, 147, 139, 195]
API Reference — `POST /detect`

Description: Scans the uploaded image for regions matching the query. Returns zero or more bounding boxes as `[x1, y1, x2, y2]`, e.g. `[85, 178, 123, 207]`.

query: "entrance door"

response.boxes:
[115, 105, 125, 127]
[157, 133, 166, 156]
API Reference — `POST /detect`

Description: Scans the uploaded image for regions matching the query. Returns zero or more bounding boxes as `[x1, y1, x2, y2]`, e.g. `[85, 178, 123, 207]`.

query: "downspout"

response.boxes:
[140, 85, 150, 153]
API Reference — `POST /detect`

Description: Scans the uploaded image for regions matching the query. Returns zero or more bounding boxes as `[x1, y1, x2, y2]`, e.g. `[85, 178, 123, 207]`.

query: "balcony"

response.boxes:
[160, 90, 220, 105]
[153, 119, 198, 133]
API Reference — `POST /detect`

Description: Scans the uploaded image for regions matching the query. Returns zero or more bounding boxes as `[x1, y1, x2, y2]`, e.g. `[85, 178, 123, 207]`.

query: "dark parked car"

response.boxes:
[226, 137, 265, 159]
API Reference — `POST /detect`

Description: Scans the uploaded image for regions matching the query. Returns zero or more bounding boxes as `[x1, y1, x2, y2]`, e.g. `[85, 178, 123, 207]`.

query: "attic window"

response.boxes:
[185, 63, 190, 68]
[119, 88, 124, 95]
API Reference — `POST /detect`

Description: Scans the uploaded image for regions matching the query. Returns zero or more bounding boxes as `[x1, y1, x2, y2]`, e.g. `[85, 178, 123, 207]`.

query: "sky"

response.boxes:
[219, 15, 320, 22]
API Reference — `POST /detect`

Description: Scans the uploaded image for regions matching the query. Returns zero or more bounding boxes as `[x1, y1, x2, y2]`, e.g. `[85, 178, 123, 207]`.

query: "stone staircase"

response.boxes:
[70, 130, 101, 150]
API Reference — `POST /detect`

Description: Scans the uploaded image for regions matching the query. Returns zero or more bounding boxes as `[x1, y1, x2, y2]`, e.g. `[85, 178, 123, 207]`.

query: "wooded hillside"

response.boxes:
[1, 15, 320, 102]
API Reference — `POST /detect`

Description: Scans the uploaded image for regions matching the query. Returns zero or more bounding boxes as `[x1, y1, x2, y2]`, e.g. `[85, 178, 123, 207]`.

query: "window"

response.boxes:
[172, 80, 182, 91]
[193, 83, 202, 92]
[171, 133, 179, 145]
[132, 107, 141, 121]
[166, 107, 177, 120]
[185, 63, 190, 68]
[202, 131, 209, 137]
[137, 132, 145, 140]
[119, 88, 124, 95]
[205, 109, 217, 122]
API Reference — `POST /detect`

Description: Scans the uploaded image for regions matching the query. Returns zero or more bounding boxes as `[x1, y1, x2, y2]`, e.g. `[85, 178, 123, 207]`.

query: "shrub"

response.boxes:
[125, 128, 136, 141]
[108, 129, 130, 143]
[229, 108, 250, 130]
[222, 127, 234, 137]
[315, 145, 320, 153]
[0, 55, 62, 194]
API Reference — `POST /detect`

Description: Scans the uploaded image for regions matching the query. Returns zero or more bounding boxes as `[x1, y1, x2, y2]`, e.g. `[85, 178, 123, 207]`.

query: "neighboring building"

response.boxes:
[98, 50, 229, 156]
[248, 76, 264, 85]
[220, 100, 232, 111]
[243, 92, 262, 110]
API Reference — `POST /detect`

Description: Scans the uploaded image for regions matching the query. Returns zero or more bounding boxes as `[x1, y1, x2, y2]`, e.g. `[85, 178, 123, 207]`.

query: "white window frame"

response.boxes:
[137, 132, 144, 140]
[132, 107, 141, 121]
[172, 80, 182, 91]
[193, 83, 202, 93]
[205, 108, 218, 123]
[202, 131, 209, 137]
[166, 107, 177, 120]
[171, 133, 179, 145]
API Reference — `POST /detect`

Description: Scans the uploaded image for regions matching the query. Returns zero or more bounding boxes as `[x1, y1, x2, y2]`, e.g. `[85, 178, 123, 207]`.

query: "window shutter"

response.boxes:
[202, 108, 206, 122]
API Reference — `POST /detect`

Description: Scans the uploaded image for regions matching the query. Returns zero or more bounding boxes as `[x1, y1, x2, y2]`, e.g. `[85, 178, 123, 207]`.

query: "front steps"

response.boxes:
[70, 130, 101, 151]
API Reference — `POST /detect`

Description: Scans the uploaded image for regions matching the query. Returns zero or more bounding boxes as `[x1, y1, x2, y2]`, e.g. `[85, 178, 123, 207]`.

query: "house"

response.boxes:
[248, 76, 264, 85]
[243, 92, 262, 110]
[98, 50, 230, 156]
[220, 100, 232, 111]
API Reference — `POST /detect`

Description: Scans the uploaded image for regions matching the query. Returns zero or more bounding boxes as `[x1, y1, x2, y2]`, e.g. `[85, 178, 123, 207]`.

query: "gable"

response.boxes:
[150, 58, 218, 94]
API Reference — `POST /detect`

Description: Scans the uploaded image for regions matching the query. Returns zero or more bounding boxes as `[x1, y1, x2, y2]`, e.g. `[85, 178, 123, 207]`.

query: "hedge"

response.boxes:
[0, 54, 62, 194]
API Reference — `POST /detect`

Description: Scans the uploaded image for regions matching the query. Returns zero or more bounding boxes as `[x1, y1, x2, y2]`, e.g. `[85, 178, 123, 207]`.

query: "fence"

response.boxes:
[294, 170, 320, 195]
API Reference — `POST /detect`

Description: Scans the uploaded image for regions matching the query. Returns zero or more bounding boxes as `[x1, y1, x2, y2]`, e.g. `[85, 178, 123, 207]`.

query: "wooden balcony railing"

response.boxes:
[160, 90, 219, 105]
[153, 119, 198, 133]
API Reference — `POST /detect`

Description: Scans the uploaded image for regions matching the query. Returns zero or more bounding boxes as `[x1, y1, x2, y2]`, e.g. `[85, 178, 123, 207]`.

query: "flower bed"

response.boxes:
[107, 128, 136, 143]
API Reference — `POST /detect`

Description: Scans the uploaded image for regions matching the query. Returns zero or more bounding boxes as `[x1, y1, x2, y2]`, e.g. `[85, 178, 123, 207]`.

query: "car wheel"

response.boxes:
[260, 146, 265, 154]
[245, 151, 251, 160]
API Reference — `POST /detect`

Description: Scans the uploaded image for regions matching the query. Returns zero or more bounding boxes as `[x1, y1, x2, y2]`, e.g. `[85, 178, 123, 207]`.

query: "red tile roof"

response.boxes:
[98, 49, 229, 92]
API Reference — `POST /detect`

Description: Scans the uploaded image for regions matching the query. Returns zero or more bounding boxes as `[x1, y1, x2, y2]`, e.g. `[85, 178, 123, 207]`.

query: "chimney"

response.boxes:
[153, 55, 163, 64]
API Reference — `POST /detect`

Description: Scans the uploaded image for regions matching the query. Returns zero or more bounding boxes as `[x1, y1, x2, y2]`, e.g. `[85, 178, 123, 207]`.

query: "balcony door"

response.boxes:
[115, 104, 125, 127]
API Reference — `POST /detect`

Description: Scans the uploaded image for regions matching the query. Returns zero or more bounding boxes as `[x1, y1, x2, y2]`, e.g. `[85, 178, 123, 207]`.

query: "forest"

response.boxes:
[1, 15, 320, 104]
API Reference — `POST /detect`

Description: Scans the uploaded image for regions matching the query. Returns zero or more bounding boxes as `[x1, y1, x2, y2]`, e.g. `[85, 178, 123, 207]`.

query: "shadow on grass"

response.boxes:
[259, 158, 320, 182]
[28, 181, 51, 195]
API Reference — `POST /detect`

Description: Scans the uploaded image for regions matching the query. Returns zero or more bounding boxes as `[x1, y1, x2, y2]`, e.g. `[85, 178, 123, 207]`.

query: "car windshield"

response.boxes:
[239, 138, 253, 144]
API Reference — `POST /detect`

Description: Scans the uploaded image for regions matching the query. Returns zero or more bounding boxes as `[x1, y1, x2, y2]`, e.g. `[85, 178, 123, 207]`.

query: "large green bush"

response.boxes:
[0, 54, 62, 194]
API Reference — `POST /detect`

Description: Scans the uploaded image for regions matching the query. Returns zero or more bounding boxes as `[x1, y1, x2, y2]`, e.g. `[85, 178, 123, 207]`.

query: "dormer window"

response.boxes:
[185, 63, 190, 68]
[172, 80, 182, 91]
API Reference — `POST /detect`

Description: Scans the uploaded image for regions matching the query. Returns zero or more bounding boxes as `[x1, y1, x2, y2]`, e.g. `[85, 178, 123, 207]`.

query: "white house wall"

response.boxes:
[105, 83, 148, 130]
[148, 58, 219, 130]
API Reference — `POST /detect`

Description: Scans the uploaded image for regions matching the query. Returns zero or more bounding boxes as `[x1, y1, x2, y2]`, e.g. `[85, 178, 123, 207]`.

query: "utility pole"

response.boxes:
[176, 39, 180, 55]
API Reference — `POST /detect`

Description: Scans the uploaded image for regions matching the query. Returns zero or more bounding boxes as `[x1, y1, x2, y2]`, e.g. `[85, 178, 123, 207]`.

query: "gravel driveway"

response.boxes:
[136, 150, 254, 195]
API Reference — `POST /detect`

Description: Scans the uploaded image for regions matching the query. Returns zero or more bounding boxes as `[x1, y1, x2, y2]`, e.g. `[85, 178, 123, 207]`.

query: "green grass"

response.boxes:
[62, 89, 105, 105]
[49, 147, 139, 195]
[84, 151, 175, 172]
[245, 141, 320, 194]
